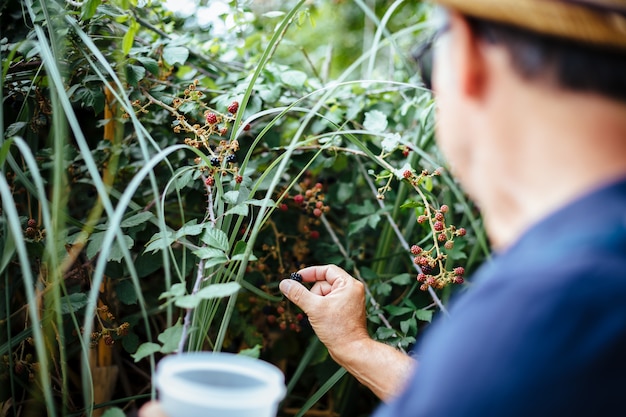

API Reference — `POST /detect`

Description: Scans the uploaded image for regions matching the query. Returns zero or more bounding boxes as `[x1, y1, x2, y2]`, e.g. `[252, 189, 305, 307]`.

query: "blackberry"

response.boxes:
[210, 157, 220, 167]
[227, 101, 239, 114]
[205, 112, 218, 125]
[289, 272, 303, 283]
[226, 154, 237, 163]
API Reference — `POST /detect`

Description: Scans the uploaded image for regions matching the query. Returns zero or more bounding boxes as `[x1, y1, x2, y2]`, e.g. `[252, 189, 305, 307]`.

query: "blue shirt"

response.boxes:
[374, 178, 626, 416]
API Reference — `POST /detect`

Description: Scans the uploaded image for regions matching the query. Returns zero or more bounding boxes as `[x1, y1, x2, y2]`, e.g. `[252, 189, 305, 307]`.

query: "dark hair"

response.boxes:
[467, 17, 626, 103]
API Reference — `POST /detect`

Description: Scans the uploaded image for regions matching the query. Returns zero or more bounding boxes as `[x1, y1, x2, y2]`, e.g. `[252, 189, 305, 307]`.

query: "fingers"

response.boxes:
[299, 264, 351, 285]
[138, 401, 168, 417]
[279, 279, 317, 313]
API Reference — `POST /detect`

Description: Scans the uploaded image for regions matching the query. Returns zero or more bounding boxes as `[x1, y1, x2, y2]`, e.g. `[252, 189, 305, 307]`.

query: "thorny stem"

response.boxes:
[319, 214, 406, 354]
[357, 160, 450, 317]
[177, 175, 217, 353]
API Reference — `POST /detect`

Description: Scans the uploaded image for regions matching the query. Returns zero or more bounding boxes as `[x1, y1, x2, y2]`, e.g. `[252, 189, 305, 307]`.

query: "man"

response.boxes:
[278, 0, 626, 415]
[141, 0, 626, 415]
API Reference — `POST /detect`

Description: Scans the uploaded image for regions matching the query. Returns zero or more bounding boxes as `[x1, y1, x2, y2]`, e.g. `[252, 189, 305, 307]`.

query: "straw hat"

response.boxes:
[433, 0, 626, 50]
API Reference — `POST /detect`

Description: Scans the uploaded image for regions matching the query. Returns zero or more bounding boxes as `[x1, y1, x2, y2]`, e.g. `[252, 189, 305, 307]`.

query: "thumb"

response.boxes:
[280, 279, 315, 313]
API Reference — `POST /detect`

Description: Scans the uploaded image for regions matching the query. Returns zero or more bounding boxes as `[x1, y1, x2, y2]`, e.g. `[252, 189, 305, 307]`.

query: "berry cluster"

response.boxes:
[393, 168, 469, 291]
[262, 302, 307, 333]
[24, 218, 44, 241]
[89, 304, 131, 348]
[2, 352, 40, 383]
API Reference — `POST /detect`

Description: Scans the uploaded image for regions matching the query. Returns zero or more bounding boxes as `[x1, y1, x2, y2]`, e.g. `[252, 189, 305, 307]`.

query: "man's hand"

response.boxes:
[279, 264, 370, 364]
[280, 265, 417, 401]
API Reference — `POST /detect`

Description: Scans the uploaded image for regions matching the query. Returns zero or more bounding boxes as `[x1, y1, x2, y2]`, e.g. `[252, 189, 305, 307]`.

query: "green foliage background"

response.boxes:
[0, 0, 489, 416]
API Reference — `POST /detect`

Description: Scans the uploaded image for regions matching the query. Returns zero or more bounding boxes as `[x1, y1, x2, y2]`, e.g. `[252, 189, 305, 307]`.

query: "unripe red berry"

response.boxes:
[410, 245, 422, 255]
[444, 240, 454, 250]
[243, 123, 251, 131]
[456, 228, 467, 237]
[277, 306, 285, 315]
[402, 146, 410, 157]
[25, 227, 36, 238]
[27, 218, 37, 228]
[267, 314, 276, 324]
[279, 322, 287, 331]
[293, 194, 304, 205]
[315, 182, 323, 190]
[454, 276, 465, 284]
[227, 101, 239, 114]
[235, 175, 243, 184]
[279, 203, 288, 211]
[417, 215, 428, 224]
[205, 177, 215, 186]
[440, 205, 449, 213]
[205, 112, 218, 125]
[435, 212, 444, 221]
[454, 267, 465, 276]
[309, 230, 320, 239]
[313, 208, 322, 217]
[417, 273, 427, 282]
[433, 221, 444, 231]
[403, 170, 412, 179]
[438, 233, 447, 242]
[219, 127, 228, 136]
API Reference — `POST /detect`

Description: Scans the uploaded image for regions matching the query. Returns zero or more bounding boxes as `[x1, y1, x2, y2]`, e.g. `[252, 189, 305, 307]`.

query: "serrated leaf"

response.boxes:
[115, 279, 138, 305]
[192, 247, 226, 260]
[175, 220, 204, 239]
[120, 212, 154, 228]
[195, 282, 240, 299]
[159, 282, 187, 300]
[88, 232, 134, 262]
[401, 318, 417, 335]
[59, 293, 88, 314]
[137, 56, 160, 76]
[174, 168, 194, 190]
[174, 294, 202, 309]
[224, 205, 248, 217]
[131, 342, 161, 362]
[381, 133, 401, 152]
[5, 122, 27, 137]
[390, 273, 411, 285]
[222, 190, 240, 204]
[281, 70, 307, 88]
[201, 228, 229, 251]
[144, 230, 176, 253]
[245, 198, 274, 207]
[415, 309, 433, 323]
[158, 321, 183, 354]
[125, 64, 146, 87]
[203, 256, 228, 269]
[231, 253, 257, 262]
[163, 45, 189, 66]
[363, 110, 388, 133]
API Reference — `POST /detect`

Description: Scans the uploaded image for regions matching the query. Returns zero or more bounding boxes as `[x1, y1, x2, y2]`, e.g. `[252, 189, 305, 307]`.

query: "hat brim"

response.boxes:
[434, 0, 626, 50]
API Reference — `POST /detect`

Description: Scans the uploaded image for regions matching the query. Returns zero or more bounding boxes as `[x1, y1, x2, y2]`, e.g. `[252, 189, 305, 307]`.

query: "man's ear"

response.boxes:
[448, 12, 486, 99]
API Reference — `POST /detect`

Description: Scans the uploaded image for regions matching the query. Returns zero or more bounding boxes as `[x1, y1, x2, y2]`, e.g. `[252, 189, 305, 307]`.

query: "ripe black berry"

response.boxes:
[226, 154, 237, 163]
[289, 272, 303, 283]
[210, 157, 220, 167]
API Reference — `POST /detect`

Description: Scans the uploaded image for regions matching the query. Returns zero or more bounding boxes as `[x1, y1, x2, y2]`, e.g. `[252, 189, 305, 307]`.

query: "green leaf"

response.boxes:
[5, 122, 27, 137]
[122, 19, 139, 55]
[115, 279, 138, 305]
[144, 230, 176, 254]
[415, 309, 434, 323]
[201, 228, 229, 251]
[222, 190, 240, 204]
[224, 205, 249, 217]
[120, 212, 154, 228]
[281, 70, 307, 88]
[239, 345, 261, 358]
[87, 232, 134, 262]
[159, 282, 187, 300]
[400, 318, 417, 335]
[81, 0, 101, 20]
[158, 321, 183, 354]
[384, 305, 414, 316]
[125, 64, 146, 87]
[390, 273, 411, 285]
[192, 247, 226, 261]
[175, 282, 240, 309]
[175, 220, 205, 239]
[163, 45, 189, 66]
[131, 342, 161, 362]
[59, 293, 88, 314]
[363, 110, 388, 133]
[102, 407, 126, 417]
[122, 332, 139, 354]
[137, 56, 160, 76]
[204, 256, 228, 269]
[196, 282, 240, 299]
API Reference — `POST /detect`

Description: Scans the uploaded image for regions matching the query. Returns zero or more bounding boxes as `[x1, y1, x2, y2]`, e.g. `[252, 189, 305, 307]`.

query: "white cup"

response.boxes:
[155, 352, 286, 417]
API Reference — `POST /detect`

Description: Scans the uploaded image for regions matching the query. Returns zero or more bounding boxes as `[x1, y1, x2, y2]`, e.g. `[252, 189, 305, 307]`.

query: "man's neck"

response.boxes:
[473, 88, 626, 251]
